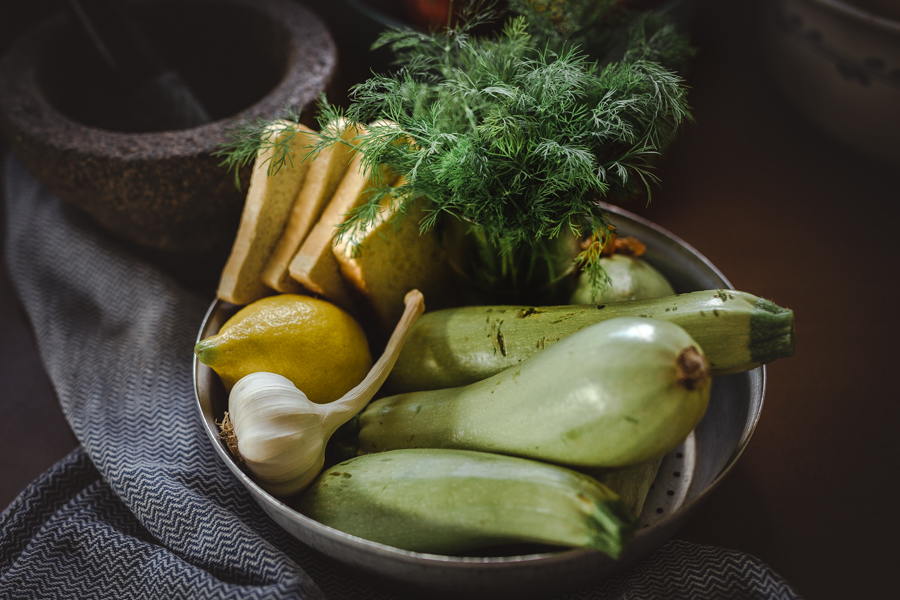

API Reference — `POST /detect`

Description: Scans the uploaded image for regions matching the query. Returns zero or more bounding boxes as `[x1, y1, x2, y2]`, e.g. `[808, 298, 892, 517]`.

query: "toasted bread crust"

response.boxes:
[217, 122, 316, 305]
[262, 119, 358, 293]
[287, 121, 400, 311]
[333, 192, 456, 337]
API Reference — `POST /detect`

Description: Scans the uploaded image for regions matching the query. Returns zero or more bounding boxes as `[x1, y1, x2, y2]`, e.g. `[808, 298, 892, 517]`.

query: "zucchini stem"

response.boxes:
[675, 346, 709, 391]
[749, 298, 796, 365]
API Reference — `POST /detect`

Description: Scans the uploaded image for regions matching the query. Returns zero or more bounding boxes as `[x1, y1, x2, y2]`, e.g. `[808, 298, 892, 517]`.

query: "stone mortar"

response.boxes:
[0, 0, 337, 256]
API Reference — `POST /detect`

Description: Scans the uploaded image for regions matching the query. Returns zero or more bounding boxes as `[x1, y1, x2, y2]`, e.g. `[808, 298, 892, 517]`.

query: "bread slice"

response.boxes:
[333, 187, 457, 338]
[287, 136, 398, 311]
[217, 121, 316, 305]
[261, 118, 359, 293]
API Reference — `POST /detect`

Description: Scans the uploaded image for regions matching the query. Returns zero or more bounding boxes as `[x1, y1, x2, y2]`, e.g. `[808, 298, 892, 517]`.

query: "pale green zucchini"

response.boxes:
[385, 289, 794, 393]
[588, 457, 664, 518]
[295, 448, 637, 557]
[360, 318, 711, 468]
[570, 254, 675, 304]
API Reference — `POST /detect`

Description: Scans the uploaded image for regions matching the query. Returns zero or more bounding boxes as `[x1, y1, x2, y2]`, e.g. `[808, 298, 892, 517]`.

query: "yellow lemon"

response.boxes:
[195, 294, 372, 403]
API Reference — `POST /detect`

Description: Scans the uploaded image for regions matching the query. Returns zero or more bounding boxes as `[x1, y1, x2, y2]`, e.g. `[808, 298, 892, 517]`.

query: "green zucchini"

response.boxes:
[360, 318, 711, 468]
[588, 458, 663, 518]
[329, 414, 664, 518]
[295, 448, 637, 557]
[570, 254, 675, 304]
[386, 289, 794, 393]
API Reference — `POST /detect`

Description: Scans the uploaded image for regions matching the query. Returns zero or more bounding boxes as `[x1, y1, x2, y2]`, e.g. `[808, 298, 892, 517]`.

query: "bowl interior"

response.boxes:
[193, 203, 764, 598]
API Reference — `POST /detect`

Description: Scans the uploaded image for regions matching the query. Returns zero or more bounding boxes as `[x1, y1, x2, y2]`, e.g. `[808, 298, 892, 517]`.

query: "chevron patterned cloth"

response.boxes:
[1, 155, 802, 599]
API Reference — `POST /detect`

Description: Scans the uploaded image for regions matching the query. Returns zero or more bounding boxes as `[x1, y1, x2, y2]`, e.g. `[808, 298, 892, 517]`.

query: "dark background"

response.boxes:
[2, 1, 897, 598]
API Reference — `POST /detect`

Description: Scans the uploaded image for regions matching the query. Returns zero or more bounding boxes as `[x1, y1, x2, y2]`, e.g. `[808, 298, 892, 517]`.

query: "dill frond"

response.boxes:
[214, 106, 307, 189]
[325, 5, 691, 258]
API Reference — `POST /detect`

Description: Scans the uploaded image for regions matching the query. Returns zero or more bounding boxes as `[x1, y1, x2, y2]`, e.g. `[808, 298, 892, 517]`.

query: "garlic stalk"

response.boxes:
[220, 290, 426, 497]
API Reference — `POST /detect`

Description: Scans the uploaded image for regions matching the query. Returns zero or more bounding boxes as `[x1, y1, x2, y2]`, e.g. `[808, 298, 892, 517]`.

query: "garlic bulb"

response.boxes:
[221, 290, 425, 497]
[225, 373, 328, 495]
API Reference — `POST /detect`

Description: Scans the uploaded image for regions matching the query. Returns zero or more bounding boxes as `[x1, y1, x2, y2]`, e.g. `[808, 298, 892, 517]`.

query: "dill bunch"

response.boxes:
[313, 0, 692, 289]
[214, 0, 693, 294]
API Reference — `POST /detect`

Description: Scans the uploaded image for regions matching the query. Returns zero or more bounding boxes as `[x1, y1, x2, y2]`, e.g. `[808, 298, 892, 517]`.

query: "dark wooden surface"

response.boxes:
[1, 1, 897, 599]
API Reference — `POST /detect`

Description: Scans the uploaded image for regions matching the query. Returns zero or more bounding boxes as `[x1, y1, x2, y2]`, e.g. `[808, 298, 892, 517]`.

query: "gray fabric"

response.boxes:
[1, 154, 801, 599]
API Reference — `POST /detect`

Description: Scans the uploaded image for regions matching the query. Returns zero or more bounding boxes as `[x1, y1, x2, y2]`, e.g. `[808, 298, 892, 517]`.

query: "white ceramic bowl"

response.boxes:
[764, 0, 900, 165]
[193, 203, 765, 599]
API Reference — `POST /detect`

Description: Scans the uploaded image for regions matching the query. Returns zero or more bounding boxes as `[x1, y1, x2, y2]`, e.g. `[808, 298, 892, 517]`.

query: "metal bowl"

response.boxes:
[193, 202, 764, 599]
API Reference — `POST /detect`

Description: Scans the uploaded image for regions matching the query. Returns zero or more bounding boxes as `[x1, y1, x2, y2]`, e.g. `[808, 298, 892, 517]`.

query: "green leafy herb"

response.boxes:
[214, 0, 693, 290]
[213, 106, 307, 189]
[311, 1, 692, 285]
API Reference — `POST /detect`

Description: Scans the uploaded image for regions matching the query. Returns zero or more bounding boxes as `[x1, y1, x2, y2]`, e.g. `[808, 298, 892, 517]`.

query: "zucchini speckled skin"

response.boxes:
[360, 318, 711, 468]
[386, 289, 794, 393]
[295, 448, 637, 557]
